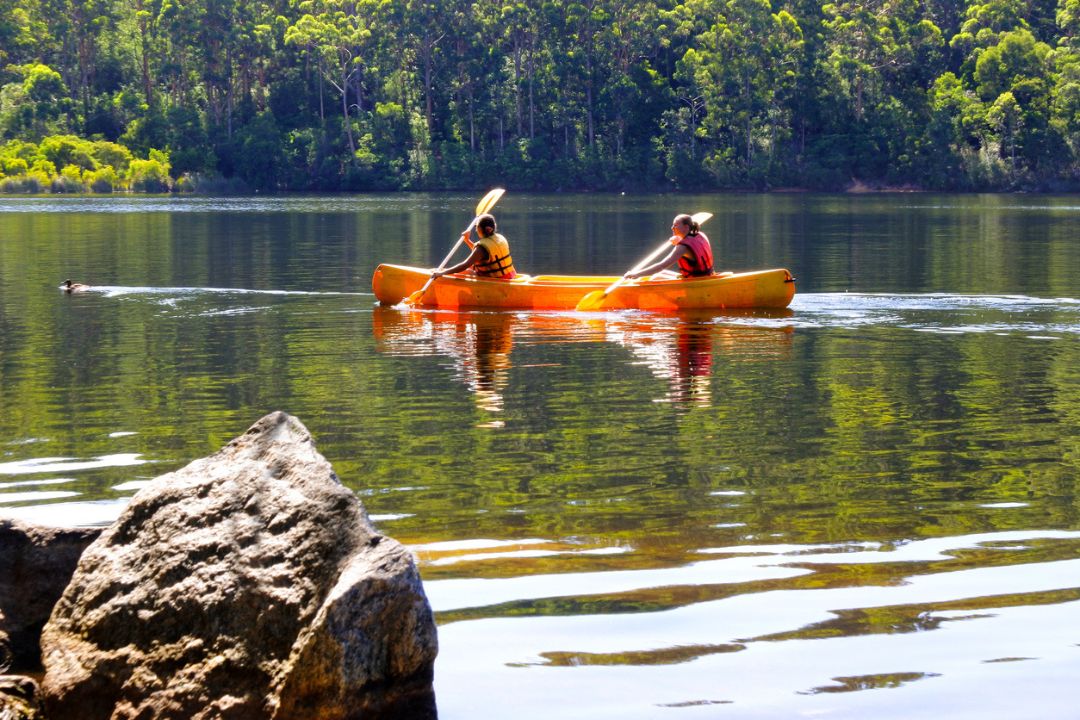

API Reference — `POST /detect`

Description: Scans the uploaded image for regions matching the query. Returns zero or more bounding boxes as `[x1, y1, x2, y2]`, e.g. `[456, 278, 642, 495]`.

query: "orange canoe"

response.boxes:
[372, 263, 795, 311]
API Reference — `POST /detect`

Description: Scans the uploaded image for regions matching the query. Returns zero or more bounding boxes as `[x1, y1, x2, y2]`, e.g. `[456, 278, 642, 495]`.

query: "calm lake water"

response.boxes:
[2, 192, 1080, 718]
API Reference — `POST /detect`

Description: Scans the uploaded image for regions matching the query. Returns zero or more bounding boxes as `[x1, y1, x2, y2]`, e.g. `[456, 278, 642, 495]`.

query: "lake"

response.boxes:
[2, 192, 1079, 719]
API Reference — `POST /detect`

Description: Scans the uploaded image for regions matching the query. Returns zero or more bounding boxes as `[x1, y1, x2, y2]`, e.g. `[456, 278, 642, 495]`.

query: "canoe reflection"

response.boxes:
[372, 307, 793, 410]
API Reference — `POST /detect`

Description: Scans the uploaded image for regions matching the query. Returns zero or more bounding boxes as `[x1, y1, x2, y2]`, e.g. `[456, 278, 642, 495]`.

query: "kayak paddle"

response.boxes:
[575, 211, 713, 312]
[404, 188, 506, 306]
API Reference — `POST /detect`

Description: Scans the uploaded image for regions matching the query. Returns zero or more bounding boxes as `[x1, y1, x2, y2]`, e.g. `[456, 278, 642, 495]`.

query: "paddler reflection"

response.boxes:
[372, 307, 514, 415]
[604, 309, 794, 406]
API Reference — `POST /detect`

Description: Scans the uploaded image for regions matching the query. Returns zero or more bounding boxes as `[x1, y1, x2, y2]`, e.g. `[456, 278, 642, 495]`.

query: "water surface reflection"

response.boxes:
[372, 307, 794, 410]
[3, 194, 1080, 719]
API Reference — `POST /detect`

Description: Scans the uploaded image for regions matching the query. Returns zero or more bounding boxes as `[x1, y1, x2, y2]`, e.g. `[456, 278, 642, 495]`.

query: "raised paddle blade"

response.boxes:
[691, 211, 713, 226]
[574, 289, 607, 312]
[477, 187, 505, 215]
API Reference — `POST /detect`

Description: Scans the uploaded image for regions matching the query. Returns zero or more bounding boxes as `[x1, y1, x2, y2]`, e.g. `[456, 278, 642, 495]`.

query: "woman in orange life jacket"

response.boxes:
[431, 213, 517, 280]
[624, 214, 713, 280]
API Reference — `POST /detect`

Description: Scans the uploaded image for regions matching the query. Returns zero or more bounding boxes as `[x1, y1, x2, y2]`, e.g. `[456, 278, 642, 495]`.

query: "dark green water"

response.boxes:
[2, 193, 1080, 718]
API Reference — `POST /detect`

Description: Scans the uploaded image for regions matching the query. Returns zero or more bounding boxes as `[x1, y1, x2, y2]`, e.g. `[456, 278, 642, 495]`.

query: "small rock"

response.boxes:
[0, 519, 102, 670]
[0, 674, 42, 719]
[0, 610, 11, 672]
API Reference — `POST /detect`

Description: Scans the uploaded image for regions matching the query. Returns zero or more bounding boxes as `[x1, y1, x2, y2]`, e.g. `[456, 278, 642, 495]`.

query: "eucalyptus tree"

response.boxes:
[823, 0, 944, 120]
[126, 0, 164, 106]
[0, 63, 70, 139]
[284, 0, 375, 156]
[489, 0, 545, 140]
[397, 0, 456, 143]
[658, 0, 718, 181]
[0, 0, 19, 68]
[928, 71, 986, 184]
[33, 0, 114, 126]
[1053, 0, 1080, 156]
[974, 28, 1059, 175]
[595, 0, 664, 161]
[447, 0, 503, 156]
[670, 0, 803, 185]
[553, 0, 608, 150]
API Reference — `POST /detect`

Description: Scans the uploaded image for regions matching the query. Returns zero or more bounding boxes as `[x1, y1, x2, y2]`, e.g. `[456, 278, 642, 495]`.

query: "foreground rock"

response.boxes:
[0, 519, 102, 670]
[41, 412, 438, 720]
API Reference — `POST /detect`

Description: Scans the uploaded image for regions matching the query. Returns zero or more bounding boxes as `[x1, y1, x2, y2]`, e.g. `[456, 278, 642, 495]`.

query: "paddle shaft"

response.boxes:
[410, 215, 482, 300]
[599, 240, 675, 296]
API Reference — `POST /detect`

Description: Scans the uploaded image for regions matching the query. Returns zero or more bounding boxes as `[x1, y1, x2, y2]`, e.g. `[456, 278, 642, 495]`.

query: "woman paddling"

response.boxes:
[624, 214, 713, 280]
[431, 213, 517, 280]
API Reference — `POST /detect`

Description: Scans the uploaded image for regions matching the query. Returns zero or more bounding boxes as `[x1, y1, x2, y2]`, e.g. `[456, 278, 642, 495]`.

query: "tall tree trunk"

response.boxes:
[586, 54, 594, 147]
[527, 41, 535, 139]
[513, 38, 523, 137]
[745, 76, 752, 168]
[424, 48, 434, 136]
[226, 44, 234, 139]
[137, 1, 153, 106]
[469, 90, 475, 152]
[340, 64, 355, 155]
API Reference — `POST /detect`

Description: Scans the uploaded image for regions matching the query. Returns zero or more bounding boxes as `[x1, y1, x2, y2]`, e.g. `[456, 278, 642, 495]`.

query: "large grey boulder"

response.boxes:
[41, 412, 437, 720]
[0, 519, 102, 670]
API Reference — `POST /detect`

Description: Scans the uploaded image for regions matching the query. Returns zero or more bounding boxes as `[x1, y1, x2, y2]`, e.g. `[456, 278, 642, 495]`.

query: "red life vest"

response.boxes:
[676, 232, 714, 277]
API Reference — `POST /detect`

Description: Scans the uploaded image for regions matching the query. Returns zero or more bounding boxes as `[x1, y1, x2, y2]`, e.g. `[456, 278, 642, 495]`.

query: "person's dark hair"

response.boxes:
[477, 214, 497, 236]
[673, 213, 699, 235]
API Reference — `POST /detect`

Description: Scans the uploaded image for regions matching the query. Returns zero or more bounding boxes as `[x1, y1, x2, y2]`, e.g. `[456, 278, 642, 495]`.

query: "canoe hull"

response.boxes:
[372, 264, 795, 311]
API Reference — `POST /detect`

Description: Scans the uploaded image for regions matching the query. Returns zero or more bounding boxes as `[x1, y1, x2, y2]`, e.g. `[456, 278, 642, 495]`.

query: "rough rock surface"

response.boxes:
[0, 518, 102, 670]
[0, 675, 41, 719]
[0, 609, 9, 672]
[41, 412, 438, 720]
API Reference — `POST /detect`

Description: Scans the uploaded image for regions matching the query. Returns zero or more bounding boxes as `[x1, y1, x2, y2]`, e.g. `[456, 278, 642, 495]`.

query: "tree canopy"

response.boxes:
[1, 0, 1077, 192]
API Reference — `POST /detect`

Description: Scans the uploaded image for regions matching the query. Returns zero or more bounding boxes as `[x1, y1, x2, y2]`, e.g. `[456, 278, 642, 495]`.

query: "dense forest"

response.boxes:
[0, 0, 1078, 192]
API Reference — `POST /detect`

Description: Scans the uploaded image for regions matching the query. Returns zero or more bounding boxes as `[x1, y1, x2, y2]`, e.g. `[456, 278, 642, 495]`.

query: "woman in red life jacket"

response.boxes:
[431, 213, 517, 280]
[624, 214, 714, 280]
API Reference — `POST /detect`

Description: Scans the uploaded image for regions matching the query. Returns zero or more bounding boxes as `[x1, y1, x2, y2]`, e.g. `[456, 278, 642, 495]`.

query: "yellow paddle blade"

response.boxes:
[574, 289, 607, 312]
[476, 188, 505, 216]
[691, 211, 713, 226]
[403, 289, 426, 306]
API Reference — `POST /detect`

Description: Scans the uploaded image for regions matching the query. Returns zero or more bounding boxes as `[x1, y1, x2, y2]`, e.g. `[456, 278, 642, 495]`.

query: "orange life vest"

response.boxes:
[475, 233, 517, 278]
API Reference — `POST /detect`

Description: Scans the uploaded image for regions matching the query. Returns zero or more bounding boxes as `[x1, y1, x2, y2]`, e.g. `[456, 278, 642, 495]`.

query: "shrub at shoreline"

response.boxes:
[0, 136, 173, 194]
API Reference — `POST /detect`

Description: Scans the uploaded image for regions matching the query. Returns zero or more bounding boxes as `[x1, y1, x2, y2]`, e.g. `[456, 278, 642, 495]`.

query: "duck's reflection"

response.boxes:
[372, 307, 793, 411]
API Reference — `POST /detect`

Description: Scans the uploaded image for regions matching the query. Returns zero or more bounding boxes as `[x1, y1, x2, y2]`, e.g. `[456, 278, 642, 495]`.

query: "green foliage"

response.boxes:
[0, 63, 71, 139]
[0, 0, 1077, 191]
[0, 136, 171, 193]
[234, 111, 283, 190]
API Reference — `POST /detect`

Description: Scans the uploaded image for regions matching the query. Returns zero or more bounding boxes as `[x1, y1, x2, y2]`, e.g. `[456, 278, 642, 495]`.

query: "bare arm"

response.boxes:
[625, 244, 691, 279]
[433, 244, 489, 277]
